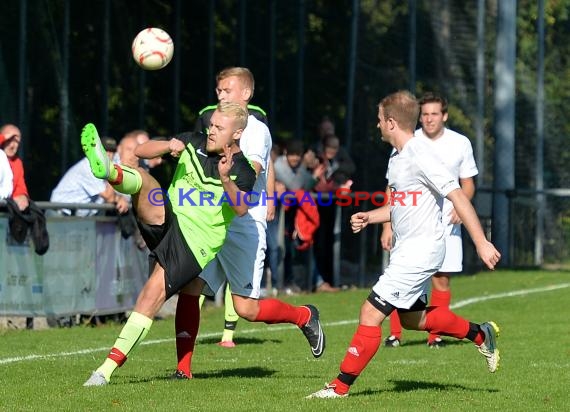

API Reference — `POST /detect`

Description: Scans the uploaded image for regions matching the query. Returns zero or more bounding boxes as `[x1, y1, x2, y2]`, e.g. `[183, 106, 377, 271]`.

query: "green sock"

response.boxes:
[112, 165, 142, 195]
[96, 312, 153, 382]
[199, 295, 206, 310]
[109, 165, 119, 181]
[221, 285, 238, 342]
[224, 284, 239, 323]
[221, 327, 236, 343]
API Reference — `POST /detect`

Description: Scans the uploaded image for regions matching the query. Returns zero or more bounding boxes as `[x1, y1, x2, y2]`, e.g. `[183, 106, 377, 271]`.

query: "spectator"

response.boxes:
[0, 124, 29, 211]
[1, 124, 44, 330]
[312, 133, 355, 292]
[274, 139, 324, 292]
[116, 133, 141, 168]
[115, 129, 160, 171]
[50, 137, 129, 216]
[0, 148, 13, 199]
[314, 135, 355, 192]
[262, 143, 284, 295]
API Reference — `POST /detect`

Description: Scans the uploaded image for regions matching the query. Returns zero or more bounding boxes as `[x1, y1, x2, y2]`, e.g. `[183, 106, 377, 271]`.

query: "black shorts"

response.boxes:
[137, 204, 202, 300]
[367, 290, 428, 317]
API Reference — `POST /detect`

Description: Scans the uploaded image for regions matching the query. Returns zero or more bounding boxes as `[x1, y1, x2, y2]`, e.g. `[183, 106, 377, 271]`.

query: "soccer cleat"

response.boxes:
[170, 370, 193, 380]
[217, 341, 236, 348]
[300, 304, 325, 358]
[81, 123, 112, 179]
[83, 371, 108, 387]
[306, 384, 348, 399]
[477, 321, 500, 373]
[427, 337, 445, 348]
[384, 335, 401, 348]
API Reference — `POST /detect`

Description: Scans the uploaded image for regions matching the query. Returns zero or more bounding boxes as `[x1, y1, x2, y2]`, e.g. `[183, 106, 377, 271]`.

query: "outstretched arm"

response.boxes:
[135, 138, 185, 159]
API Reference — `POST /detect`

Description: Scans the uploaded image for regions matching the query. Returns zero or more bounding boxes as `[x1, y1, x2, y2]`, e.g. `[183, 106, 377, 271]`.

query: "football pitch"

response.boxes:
[1, 269, 568, 411]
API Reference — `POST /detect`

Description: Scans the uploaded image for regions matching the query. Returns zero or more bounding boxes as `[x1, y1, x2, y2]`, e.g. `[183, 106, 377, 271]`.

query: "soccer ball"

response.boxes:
[131, 28, 174, 70]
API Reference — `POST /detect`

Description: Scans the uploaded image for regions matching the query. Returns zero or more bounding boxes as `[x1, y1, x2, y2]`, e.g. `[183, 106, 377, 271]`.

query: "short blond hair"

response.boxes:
[217, 102, 248, 130]
[378, 90, 419, 133]
[216, 67, 255, 99]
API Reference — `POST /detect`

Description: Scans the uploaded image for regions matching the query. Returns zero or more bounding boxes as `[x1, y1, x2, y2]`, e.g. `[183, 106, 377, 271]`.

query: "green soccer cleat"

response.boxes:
[81, 123, 112, 179]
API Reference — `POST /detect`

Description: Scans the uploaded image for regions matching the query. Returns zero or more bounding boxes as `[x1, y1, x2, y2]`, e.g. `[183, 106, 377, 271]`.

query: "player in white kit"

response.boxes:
[383, 92, 478, 347]
[307, 90, 501, 399]
[172, 68, 325, 380]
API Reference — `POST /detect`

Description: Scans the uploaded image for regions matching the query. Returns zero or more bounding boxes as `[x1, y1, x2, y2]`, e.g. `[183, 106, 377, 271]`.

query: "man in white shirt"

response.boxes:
[308, 90, 501, 399]
[382, 92, 478, 348]
[0, 149, 13, 199]
[50, 137, 128, 216]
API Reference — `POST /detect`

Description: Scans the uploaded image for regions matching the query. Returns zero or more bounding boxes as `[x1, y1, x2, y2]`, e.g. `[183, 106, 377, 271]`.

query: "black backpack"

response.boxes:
[5, 198, 50, 255]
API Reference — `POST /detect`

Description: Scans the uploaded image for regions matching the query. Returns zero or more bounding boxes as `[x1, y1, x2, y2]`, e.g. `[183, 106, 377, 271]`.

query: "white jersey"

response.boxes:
[0, 149, 13, 199]
[387, 137, 460, 243]
[377, 137, 461, 308]
[414, 127, 478, 227]
[229, 114, 272, 231]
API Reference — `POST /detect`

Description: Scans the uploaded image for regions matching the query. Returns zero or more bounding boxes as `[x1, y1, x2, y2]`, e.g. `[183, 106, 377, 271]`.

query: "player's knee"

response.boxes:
[400, 315, 422, 330]
[232, 298, 258, 321]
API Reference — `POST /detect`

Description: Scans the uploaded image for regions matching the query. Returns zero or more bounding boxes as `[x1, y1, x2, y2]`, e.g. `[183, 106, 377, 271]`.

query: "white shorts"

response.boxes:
[373, 237, 445, 309]
[440, 223, 463, 273]
[199, 221, 266, 299]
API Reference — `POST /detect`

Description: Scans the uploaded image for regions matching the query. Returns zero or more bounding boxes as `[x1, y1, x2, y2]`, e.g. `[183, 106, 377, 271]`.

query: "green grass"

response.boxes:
[1, 270, 569, 411]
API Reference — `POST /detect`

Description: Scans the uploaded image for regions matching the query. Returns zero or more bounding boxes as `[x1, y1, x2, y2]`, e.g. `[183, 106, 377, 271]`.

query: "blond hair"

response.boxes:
[217, 102, 249, 130]
[378, 90, 419, 133]
[216, 67, 255, 99]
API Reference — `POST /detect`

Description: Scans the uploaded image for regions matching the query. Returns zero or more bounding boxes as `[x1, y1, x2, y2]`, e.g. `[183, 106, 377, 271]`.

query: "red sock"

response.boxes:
[109, 165, 123, 185]
[107, 347, 127, 367]
[389, 310, 402, 339]
[430, 289, 451, 307]
[424, 306, 473, 340]
[428, 289, 451, 342]
[329, 325, 381, 395]
[175, 294, 200, 377]
[253, 298, 310, 327]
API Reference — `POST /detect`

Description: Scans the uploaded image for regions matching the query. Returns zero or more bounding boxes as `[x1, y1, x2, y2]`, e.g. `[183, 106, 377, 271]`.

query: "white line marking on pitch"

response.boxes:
[1, 282, 568, 365]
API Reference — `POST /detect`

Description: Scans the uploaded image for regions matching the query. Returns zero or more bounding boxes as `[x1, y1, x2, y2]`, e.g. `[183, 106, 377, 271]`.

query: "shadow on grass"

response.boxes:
[126, 366, 277, 384]
[196, 366, 277, 379]
[388, 379, 499, 393]
[394, 338, 468, 348]
[351, 379, 499, 397]
[199, 336, 282, 346]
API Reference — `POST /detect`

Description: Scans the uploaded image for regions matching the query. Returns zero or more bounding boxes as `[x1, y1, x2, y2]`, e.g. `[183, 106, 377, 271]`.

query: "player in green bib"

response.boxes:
[83, 102, 256, 386]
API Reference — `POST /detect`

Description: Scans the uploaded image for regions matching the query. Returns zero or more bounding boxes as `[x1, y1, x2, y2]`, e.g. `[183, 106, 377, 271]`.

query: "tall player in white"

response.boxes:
[308, 90, 500, 399]
[172, 68, 325, 380]
[382, 92, 478, 348]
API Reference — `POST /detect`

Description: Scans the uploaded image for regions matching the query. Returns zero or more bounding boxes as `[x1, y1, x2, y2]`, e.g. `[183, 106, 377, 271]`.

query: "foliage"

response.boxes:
[0, 0, 568, 201]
